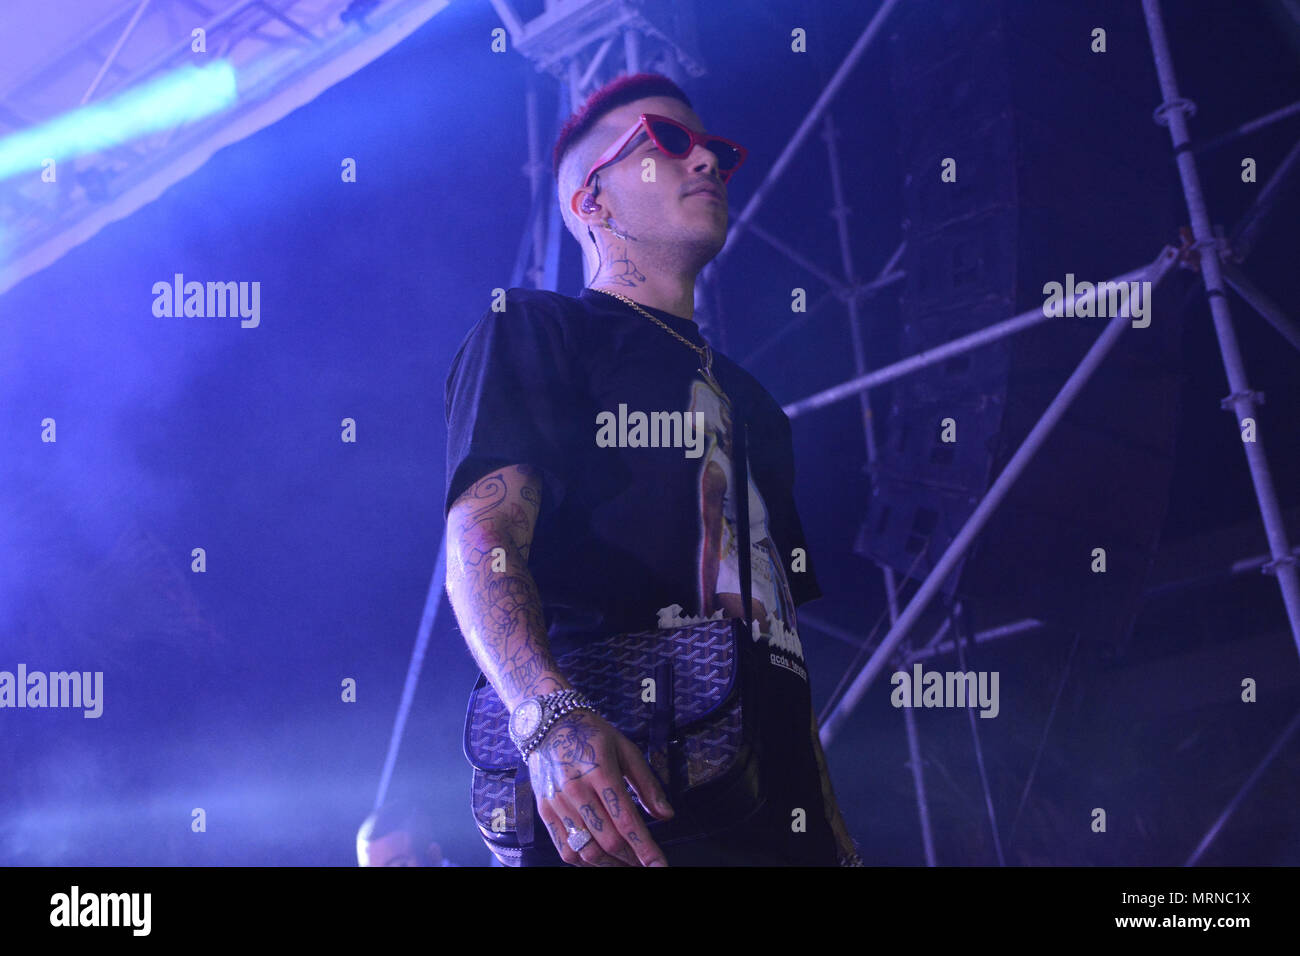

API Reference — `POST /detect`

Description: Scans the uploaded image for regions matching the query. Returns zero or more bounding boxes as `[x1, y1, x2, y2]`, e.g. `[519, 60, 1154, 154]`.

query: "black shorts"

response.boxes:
[516, 793, 838, 867]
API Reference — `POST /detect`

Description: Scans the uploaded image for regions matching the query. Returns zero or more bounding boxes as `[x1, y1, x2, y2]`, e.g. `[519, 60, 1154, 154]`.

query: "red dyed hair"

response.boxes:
[552, 72, 694, 182]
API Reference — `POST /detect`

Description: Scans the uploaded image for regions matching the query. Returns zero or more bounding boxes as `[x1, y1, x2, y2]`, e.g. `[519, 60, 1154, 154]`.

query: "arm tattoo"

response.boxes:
[446, 468, 563, 707]
[501, 647, 551, 699]
[521, 481, 540, 515]
[474, 573, 543, 666]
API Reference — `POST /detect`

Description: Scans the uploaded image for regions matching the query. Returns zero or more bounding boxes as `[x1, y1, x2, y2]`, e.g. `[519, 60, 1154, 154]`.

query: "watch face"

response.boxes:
[511, 699, 543, 740]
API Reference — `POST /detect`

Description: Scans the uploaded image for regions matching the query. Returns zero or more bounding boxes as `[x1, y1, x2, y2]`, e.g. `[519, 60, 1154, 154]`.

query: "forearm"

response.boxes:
[445, 470, 568, 711]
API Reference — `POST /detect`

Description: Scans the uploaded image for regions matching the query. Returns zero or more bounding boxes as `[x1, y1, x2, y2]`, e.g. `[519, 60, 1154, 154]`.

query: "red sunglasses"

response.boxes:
[582, 113, 748, 189]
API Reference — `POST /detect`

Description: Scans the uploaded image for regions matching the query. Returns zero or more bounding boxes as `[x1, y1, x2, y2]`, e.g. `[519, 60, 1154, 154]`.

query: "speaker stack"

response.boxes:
[857, 0, 1186, 639]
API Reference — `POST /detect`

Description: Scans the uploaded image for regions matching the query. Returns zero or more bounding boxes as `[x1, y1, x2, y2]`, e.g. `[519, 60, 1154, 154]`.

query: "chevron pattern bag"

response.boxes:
[462, 421, 767, 865]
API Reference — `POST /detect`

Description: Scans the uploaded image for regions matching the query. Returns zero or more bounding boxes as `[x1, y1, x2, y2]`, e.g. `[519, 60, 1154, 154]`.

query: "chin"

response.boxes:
[676, 223, 727, 259]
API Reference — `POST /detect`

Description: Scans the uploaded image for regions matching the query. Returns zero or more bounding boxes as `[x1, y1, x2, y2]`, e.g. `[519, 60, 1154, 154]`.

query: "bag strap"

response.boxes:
[514, 754, 535, 847]
[649, 657, 675, 793]
[733, 409, 754, 635]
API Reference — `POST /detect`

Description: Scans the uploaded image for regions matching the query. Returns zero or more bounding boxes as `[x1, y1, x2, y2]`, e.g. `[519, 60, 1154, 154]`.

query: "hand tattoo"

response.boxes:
[580, 803, 604, 832]
[535, 716, 599, 796]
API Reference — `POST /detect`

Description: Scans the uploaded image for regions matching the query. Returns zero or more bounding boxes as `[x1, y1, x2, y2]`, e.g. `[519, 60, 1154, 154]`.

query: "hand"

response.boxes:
[528, 709, 675, 866]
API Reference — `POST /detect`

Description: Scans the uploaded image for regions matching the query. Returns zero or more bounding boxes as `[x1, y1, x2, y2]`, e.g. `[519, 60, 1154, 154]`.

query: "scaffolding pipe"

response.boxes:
[818, 247, 1178, 745]
[1185, 707, 1300, 866]
[783, 261, 1156, 419]
[1221, 263, 1300, 355]
[1142, 0, 1300, 658]
[717, 0, 903, 265]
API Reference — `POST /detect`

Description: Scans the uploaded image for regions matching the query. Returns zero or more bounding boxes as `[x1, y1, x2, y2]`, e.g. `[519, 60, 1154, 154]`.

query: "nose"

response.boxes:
[687, 142, 721, 181]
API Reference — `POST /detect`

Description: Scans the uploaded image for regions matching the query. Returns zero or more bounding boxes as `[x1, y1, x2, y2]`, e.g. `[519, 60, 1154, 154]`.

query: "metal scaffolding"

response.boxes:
[787, 0, 1300, 865]
[0, 0, 452, 295]
[406, 0, 1300, 862]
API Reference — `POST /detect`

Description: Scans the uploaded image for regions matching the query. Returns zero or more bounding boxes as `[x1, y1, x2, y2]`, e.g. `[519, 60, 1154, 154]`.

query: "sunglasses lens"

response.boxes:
[646, 120, 742, 178]
[706, 140, 741, 170]
[650, 121, 693, 155]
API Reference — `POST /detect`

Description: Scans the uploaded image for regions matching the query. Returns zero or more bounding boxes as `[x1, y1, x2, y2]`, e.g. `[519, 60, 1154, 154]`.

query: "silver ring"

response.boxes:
[566, 828, 593, 852]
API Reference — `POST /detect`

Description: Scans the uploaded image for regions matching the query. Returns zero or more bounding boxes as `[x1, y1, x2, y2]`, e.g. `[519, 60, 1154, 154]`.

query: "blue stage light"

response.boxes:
[0, 61, 238, 182]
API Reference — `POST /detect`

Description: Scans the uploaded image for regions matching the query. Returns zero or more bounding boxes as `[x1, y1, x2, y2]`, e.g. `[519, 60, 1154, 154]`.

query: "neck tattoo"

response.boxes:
[601, 245, 646, 287]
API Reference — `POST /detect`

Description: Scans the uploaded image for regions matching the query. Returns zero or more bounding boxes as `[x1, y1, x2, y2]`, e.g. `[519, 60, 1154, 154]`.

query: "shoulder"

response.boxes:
[463, 287, 587, 343]
[499, 287, 584, 324]
[717, 355, 792, 435]
[446, 288, 592, 388]
[499, 286, 575, 312]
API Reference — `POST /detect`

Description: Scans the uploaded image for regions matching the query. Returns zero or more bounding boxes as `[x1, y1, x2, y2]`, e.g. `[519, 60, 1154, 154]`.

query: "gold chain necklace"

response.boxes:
[589, 287, 728, 400]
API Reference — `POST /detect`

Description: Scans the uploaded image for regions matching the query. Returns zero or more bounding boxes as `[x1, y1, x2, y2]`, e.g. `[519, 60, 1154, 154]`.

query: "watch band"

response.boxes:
[516, 690, 599, 761]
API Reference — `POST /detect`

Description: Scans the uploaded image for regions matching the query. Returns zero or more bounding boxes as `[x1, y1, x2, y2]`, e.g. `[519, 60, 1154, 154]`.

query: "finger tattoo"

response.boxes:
[602, 786, 622, 817]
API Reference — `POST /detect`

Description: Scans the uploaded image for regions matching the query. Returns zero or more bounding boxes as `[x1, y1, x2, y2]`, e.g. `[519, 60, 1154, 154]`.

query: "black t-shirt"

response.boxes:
[444, 286, 837, 864]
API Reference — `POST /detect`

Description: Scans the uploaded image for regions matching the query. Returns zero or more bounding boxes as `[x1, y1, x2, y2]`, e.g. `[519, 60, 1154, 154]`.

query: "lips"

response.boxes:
[685, 184, 724, 201]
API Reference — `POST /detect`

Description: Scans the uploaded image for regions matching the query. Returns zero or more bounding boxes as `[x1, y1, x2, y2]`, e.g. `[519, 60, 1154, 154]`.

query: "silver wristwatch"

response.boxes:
[508, 689, 598, 760]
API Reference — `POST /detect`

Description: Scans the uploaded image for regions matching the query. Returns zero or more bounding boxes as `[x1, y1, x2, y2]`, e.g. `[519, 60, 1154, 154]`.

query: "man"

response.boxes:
[444, 72, 858, 866]
[356, 801, 456, 867]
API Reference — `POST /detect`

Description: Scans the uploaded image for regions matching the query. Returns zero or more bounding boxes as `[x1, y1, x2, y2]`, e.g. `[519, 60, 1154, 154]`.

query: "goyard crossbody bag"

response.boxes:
[463, 420, 768, 865]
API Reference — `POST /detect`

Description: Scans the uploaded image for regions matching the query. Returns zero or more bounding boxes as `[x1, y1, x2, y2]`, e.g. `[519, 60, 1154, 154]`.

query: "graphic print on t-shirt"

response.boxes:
[655, 375, 805, 663]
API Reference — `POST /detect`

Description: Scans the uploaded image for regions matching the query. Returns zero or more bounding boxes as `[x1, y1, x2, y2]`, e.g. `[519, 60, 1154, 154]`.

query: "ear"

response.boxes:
[571, 187, 600, 225]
